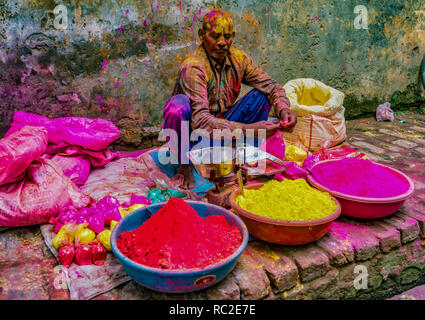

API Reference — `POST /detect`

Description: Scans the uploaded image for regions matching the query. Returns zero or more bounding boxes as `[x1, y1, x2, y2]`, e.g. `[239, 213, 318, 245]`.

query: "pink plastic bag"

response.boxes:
[0, 158, 92, 227]
[376, 102, 394, 122]
[121, 193, 151, 208]
[259, 130, 286, 161]
[6, 111, 120, 151]
[274, 162, 307, 181]
[0, 126, 48, 185]
[51, 154, 91, 186]
[302, 155, 321, 170]
[6, 112, 120, 185]
[45, 145, 117, 167]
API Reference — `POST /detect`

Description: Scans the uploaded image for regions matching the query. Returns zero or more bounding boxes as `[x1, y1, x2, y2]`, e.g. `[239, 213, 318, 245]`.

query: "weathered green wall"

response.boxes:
[0, 0, 424, 140]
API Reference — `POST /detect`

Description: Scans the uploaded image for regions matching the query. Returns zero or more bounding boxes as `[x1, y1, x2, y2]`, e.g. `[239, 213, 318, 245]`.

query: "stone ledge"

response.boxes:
[281, 245, 330, 283]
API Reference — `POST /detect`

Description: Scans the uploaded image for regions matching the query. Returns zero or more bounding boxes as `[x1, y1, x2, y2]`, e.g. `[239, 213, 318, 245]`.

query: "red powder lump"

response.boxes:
[312, 158, 409, 198]
[117, 197, 242, 270]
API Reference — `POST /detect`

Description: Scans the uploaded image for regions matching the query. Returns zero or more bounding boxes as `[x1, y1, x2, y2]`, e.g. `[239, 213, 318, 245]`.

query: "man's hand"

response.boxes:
[279, 109, 297, 132]
[243, 121, 282, 137]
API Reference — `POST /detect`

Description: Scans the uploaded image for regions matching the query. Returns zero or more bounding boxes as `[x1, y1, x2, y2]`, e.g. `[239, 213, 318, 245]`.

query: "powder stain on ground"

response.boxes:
[236, 179, 338, 221]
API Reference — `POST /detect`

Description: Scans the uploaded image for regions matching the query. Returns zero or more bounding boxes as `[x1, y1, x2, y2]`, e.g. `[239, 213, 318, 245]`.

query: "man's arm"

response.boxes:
[242, 52, 291, 120]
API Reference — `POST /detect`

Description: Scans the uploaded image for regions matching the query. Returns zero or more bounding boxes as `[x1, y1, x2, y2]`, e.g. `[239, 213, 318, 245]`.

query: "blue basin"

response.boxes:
[111, 200, 248, 293]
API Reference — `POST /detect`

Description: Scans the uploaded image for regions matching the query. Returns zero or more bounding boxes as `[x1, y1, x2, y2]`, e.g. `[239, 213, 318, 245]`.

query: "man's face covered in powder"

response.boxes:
[199, 13, 235, 63]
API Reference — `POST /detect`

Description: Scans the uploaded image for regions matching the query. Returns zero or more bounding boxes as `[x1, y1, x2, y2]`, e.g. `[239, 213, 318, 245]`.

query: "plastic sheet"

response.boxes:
[312, 143, 366, 161]
[80, 157, 154, 204]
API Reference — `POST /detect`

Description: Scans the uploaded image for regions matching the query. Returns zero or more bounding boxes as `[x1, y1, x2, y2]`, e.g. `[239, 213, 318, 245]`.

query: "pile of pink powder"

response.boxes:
[311, 158, 409, 198]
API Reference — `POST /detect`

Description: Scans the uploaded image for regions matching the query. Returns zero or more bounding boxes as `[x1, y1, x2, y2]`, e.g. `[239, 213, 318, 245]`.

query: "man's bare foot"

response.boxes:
[172, 164, 196, 190]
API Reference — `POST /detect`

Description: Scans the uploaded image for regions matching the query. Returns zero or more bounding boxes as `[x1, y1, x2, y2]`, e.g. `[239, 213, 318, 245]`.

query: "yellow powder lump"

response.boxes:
[236, 179, 338, 221]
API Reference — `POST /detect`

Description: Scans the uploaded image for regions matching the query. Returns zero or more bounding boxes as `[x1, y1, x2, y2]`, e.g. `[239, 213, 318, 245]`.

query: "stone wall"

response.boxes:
[0, 0, 424, 145]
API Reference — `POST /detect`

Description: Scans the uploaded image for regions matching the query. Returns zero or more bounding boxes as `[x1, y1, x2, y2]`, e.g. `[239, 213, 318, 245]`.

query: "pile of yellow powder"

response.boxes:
[236, 179, 338, 221]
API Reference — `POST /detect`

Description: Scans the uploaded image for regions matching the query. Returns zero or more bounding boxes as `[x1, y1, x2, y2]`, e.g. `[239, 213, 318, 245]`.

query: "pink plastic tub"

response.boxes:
[307, 159, 415, 219]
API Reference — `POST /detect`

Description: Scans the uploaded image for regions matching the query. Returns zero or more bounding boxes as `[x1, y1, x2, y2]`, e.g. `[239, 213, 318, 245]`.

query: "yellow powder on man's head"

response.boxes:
[202, 9, 234, 34]
[236, 179, 338, 221]
[212, 16, 233, 34]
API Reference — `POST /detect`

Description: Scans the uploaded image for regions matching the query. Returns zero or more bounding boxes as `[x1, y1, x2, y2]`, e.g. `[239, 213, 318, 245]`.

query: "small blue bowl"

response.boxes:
[111, 200, 249, 294]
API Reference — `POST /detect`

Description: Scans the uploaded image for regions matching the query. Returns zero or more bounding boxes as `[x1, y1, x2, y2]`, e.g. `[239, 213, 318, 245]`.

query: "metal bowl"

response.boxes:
[188, 147, 236, 179]
[229, 183, 341, 245]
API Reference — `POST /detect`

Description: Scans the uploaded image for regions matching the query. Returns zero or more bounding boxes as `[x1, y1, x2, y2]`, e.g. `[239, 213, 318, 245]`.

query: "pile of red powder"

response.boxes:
[312, 158, 409, 198]
[117, 197, 242, 270]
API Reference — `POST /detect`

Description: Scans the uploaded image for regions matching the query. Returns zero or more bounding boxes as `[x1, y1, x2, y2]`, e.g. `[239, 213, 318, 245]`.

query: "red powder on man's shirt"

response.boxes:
[312, 158, 409, 198]
[117, 197, 242, 270]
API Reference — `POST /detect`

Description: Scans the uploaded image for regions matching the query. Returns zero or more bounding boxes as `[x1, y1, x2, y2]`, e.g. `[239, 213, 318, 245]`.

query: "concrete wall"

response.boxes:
[0, 0, 424, 141]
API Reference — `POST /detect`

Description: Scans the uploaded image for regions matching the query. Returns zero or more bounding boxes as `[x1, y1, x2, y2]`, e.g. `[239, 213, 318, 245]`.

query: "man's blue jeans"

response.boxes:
[162, 89, 272, 162]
